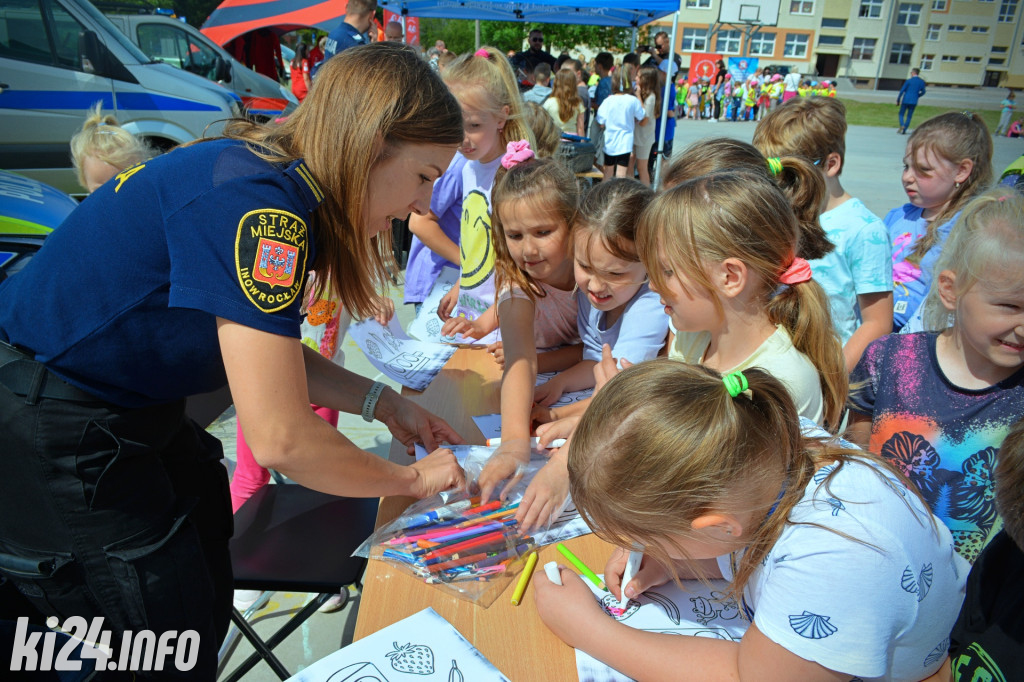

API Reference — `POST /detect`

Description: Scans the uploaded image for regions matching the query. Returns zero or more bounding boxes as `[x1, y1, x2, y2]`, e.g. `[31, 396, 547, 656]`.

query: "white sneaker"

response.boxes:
[709, 118, 717, 123]
[232, 589, 263, 612]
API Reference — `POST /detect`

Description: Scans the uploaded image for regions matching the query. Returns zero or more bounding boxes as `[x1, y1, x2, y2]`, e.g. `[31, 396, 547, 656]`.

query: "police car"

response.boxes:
[0, 171, 78, 281]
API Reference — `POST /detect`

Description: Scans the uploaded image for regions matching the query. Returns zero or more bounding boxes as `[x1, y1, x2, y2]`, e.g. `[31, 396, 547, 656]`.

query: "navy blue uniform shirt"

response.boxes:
[0, 139, 323, 407]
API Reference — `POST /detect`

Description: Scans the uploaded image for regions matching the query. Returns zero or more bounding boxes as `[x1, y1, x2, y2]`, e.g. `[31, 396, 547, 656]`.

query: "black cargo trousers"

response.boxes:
[0, 343, 232, 679]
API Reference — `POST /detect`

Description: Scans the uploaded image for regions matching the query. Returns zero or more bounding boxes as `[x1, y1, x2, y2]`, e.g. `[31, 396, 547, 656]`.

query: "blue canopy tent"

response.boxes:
[377, 1, 683, 183]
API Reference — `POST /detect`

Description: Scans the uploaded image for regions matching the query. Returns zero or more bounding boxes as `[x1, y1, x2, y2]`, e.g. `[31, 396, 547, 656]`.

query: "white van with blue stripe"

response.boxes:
[0, 0, 240, 196]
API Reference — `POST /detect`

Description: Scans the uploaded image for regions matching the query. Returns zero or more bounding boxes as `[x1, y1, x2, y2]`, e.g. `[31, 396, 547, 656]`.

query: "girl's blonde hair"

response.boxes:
[637, 171, 847, 430]
[443, 46, 535, 152]
[661, 137, 834, 260]
[569, 360, 875, 599]
[492, 156, 579, 302]
[905, 111, 993, 261]
[70, 103, 152, 189]
[610, 63, 635, 95]
[521, 102, 561, 159]
[551, 69, 581, 124]
[221, 43, 463, 319]
[576, 178, 653, 264]
[920, 186, 1024, 331]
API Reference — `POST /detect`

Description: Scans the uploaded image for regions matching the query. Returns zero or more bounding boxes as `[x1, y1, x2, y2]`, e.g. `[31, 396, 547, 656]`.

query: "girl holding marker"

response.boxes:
[476, 151, 582, 532]
[638, 170, 846, 430]
[536, 361, 964, 681]
[532, 178, 668, 425]
[437, 46, 536, 340]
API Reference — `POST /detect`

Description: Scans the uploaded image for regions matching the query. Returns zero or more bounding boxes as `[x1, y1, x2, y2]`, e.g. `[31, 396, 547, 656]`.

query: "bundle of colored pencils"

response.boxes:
[378, 497, 534, 584]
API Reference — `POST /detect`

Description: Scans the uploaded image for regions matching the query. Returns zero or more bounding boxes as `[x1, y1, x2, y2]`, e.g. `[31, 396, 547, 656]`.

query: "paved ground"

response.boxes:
[212, 120, 1021, 680]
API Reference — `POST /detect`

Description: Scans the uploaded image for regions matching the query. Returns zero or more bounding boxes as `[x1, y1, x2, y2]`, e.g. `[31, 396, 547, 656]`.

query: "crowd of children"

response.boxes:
[393, 45, 1023, 680]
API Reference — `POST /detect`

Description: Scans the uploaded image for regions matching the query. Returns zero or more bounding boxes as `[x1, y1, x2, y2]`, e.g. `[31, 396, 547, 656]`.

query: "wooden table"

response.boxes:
[353, 347, 613, 681]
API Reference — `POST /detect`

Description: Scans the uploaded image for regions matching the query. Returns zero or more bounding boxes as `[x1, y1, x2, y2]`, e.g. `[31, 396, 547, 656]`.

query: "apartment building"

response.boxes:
[652, 0, 1024, 88]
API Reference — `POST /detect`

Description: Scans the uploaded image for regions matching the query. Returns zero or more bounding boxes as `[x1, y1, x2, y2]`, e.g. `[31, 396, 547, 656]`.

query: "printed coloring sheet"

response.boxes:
[407, 267, 498, 346]
[412, 444, 592, 547]
[576, 578, 750, 681]
[471, 373, 594, 441]
[348, 316, 456, 391]
[536, 371, 594, 408]
[288, 607, 510, 682]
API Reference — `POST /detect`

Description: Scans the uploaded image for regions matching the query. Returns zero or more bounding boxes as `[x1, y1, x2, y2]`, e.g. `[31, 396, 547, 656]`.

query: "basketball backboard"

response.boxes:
[718, 0, 780, 25]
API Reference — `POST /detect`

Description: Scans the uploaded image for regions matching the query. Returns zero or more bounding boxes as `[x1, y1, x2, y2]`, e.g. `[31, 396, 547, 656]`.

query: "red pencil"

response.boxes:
[461, 500, 502, 517]
[427, 552, 488, 573]
[421, 530, 511, 561]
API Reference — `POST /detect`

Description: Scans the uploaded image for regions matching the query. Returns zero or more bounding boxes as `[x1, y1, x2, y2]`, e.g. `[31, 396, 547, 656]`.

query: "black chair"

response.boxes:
[220, 484, 379, 681]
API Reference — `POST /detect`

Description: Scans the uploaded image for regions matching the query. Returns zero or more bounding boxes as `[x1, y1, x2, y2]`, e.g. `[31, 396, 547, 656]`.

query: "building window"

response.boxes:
[790, 0, 814, 14]
[964, 56, 981, 63]
[926, 24, 941, 41]
[859, 0, 883, 18]
[851, 37, 876, 60]
[749, 32, 776, 56]
[890, 42, 914, 65]
[972, 26, 989, 34]
[948, 24, 965, 32]
[897, 3, 922, 25]
[989, 57, 1005, 64]
[992, 45, 1008, 53]
[941, 54, 957, 62]
[818, 35, 844, 45]
[784, 33, 809, 58]
[821, 18, 847, 28]
[920, 54, 933, 70]
[681, 27, 708, 52]
[931, 0, 947, 9]
[716, 29, 742, 54]
[999, 0, 1019, 22]
[685, 0, 712, 8]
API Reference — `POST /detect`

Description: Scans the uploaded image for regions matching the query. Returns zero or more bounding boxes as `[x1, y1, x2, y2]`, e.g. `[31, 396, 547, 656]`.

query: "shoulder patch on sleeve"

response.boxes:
[235, 208, 308, 313]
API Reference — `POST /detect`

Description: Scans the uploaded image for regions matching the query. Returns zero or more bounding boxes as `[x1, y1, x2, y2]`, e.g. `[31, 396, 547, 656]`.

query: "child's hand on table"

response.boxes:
[604, 547, 671, 602]
[533, 564, 610, 649]
[477, 439, 531, 504]
[594, 343, 632, 393]
[533, 375, 566, 407]
[516, 450, 569, 531]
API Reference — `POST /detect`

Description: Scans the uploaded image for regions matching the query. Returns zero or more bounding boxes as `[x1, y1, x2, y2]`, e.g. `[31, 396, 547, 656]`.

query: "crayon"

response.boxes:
[556, 543, 606, 591]
[510, 552, 538, 606]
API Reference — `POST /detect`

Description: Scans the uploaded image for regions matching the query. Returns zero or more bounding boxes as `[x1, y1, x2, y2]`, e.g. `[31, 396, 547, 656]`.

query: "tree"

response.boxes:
[419, 18, 636, 56]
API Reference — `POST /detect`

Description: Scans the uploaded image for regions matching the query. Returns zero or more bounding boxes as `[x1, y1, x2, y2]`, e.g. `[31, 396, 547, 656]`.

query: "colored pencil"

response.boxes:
[510, 552, 538, 606]
[556, 543, 606, 591]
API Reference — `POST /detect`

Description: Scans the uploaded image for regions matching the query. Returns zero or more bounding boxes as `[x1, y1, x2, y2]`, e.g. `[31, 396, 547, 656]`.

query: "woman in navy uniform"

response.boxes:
[0, 44, 466, 677]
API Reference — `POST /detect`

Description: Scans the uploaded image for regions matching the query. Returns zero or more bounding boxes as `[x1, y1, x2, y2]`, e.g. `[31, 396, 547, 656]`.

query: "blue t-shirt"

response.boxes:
[323, 21, 367, 62]
[404, 153, 466, 304]
[884, 204, 957, 332]
[849, 332, 1024, 564]
[0, 139, 322, 407]
[575, 282, 668, 365]
[811, 198, 892, 345]
[593, 76, 612, 109]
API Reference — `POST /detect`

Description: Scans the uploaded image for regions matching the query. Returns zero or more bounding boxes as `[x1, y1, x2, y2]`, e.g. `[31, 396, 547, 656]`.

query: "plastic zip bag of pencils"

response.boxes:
[356, 490, 536, 607]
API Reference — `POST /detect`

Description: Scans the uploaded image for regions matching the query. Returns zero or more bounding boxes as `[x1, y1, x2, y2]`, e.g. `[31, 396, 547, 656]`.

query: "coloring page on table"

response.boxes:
[576, 578, 749, 681]
[537, 372, 593, 407]
[407, 267, 498, 346]
[288, 607, 510, 682]
[348, 316, 456, 391]
[412, 444, 592, 547]
[471, 374, 593, 441]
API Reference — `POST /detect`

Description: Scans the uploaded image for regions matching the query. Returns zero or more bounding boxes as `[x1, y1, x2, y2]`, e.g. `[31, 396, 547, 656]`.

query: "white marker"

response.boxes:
[619, 549, 643, 610]
[544, 561, 562, 586]
[485, 437, 566, 449]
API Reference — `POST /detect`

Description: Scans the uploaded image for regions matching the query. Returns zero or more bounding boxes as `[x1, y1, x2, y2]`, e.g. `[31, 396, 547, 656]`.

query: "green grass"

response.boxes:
[839, 99, 1002, 131]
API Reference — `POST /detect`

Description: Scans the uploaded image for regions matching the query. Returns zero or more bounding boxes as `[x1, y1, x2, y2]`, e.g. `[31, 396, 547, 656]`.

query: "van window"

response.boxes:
[0, 0, 55, 66]
[137, 22, 218, 79]
[50, 1, 87, 68]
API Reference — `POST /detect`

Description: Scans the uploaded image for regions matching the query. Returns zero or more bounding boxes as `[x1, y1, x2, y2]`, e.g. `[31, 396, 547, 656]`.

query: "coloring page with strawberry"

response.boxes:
[288, 608, 510, 682]
[576, 578, 749, 682]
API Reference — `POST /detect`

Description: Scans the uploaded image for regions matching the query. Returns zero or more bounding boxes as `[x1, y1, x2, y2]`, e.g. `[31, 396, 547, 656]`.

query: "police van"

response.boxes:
[0, 0, 241, 196]
[105, 13, 297, 121]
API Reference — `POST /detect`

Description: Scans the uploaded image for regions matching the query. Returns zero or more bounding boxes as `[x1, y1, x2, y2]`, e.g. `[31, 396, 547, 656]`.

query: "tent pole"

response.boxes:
[630, 27, 637, 52]
[654, 3, 681, 189]
[475, 20, 481, 49]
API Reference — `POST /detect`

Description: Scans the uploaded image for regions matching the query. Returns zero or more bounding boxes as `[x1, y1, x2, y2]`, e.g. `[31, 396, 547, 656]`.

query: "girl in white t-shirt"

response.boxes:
[637, 169, 847, 430]
[535, 361, 964, 682]
[596, 65, 646, 180]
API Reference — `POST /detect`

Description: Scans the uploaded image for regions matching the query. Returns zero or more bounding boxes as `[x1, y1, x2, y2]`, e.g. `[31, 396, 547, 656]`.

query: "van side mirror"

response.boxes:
[214, 55, 231, 83]
[78, 30, 103, 75]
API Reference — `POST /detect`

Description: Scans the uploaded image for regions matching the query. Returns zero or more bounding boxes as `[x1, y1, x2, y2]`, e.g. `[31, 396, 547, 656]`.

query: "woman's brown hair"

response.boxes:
[661, 137, 834, 260]
[221, 43, 463, 318]
[551, 69, 582, 125]
[637, 171, 847, 430]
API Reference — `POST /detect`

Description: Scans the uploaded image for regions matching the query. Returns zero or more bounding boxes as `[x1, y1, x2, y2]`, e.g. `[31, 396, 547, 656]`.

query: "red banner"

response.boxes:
[688, 52, 722, 83]
[382, 10, 420, 46]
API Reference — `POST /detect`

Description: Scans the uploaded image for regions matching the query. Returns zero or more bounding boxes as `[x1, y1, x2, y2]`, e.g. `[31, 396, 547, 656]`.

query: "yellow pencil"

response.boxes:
[510, 551, 538, 606]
